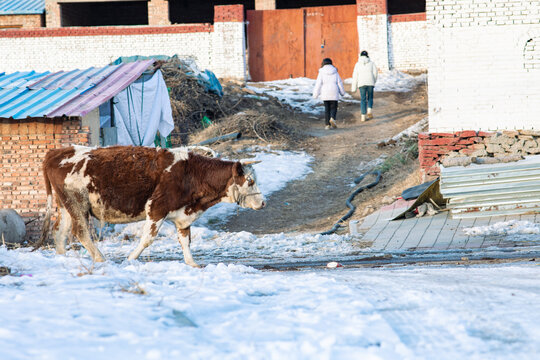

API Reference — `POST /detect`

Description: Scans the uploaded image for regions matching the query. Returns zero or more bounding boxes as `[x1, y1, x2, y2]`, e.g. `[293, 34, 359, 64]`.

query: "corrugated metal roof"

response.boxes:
[0, 0, 44, 15]
[0, 60, 154, 119]
[440, 156, 540, 218]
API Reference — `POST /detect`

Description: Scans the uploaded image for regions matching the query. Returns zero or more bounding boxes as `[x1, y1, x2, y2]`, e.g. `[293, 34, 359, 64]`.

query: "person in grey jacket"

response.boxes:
[351, 50, 378, 122]
[312, 58, 346, 129]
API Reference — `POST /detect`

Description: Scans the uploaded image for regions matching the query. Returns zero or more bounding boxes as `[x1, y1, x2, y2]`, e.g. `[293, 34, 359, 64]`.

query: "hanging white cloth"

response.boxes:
[101, 69, 174, 146]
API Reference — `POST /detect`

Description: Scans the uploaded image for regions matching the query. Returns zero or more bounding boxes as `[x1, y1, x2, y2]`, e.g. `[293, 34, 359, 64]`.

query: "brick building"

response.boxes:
[418, 0, 540, 177]
[0, 1, 428, 80]
[0, 0, 44, 28]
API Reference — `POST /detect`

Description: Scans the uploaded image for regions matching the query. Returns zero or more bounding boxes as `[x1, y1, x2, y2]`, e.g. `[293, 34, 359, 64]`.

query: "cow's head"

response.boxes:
[226, 161, 266, 210]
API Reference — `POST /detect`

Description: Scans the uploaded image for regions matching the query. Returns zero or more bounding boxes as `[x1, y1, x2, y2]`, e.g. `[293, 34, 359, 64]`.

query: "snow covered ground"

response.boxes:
[1, 249, 539, 360]
[246, 70, 426, 114]
[463, 220, 540, 237]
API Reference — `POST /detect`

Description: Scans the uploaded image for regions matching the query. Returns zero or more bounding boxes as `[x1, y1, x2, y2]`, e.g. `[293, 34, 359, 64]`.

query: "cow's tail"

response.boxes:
[32, 167, 53, 251]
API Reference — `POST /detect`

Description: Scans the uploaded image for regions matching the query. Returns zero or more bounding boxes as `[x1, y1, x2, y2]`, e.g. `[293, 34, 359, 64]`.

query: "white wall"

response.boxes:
[427, 0, 540, 132]
[0, 25, 246, 80]
[211, 22, 247, 81]
[357, 14, 389, 72]
[388, 20, 427, 71]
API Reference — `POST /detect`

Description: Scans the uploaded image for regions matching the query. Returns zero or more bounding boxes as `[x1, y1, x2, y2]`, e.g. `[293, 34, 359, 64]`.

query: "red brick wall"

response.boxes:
[0, 24, 214, 38]
[214, 5, 244, 22]
[419, 131, 496, 176]
[0, 118, 90, 243]
[0, 14, 44, 28]
[357, 0, 387, 15]
[148, 0, 170, 26]
[389, 12, 426, 23]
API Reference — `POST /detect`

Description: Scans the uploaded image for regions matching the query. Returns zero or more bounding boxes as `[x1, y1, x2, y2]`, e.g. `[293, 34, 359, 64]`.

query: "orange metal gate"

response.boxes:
[247, 5, 358, 82]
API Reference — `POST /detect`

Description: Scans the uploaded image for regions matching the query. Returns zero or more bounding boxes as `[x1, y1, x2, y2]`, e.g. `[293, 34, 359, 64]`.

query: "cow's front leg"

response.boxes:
[128, 218, 163, 261]
[176, 225, 200, 268]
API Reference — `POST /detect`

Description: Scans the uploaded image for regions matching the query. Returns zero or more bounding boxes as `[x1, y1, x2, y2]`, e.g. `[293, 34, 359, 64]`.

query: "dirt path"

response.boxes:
[219, 84, 428, 235]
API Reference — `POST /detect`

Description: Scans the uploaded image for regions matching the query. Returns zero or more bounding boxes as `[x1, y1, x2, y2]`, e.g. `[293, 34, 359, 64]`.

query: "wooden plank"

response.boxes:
[465, 217, 490, 249]
[361, 220, 389, 244]
[357, 211, 381, 232]
[382, 218, 418, 250]
[448, 218, 475, 249]
[415, 212, 448, 249]
[403, 215, 433, 250]
[396, 217, 422, 250]
[520, 214, 536, 223]
[378, 219, 406, 250]
[432, 217, 460, 250]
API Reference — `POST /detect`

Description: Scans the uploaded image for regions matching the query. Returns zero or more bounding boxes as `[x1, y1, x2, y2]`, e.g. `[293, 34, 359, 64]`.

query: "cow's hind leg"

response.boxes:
[53, 206, 72, 255]
[128, 218, 163, 261]
[70, 210, 106, 263]
[176, 225, 199, 268]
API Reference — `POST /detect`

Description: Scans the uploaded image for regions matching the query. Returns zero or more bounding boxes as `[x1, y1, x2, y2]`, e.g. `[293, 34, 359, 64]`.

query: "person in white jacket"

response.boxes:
[312, 58, 346, 129]
[351, 50, 378, 122]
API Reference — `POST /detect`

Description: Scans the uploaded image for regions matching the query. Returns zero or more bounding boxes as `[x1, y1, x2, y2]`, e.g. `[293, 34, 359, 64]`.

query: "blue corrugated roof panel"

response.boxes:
[0, 60, 154, 119]
[0, 0, 44, 15]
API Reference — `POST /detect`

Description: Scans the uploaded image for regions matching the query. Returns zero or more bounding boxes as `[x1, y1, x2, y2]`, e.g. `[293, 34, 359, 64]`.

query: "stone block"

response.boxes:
[441, 156, 472, 167]
[508, 139, 525, 154]
[486, 143, 504, 154]
[519, 130, 540, 136]
[502, 130, 519, 137]
[0, 209, 26, 245]
[459, 147, 488, 157]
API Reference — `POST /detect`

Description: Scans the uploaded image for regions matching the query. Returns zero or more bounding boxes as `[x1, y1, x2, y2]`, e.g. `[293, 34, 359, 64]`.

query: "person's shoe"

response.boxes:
[329, 118, 337, 128]
[367, 108, 373, 120]
[360, 114, 366, 122]
[325, 125, 331, 130]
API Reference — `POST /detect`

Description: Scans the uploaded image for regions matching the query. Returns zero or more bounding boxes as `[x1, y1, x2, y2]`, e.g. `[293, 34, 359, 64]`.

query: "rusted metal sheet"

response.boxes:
[440, 156, 540, 219]
[247, 4, 358, 82]
[247, 9, 305, 82]
[305, 5, 358, 80]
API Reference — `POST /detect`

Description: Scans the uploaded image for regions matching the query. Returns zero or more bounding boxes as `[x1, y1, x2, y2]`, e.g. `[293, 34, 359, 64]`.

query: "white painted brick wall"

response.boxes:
[0, 24, 246, 79]
[388, 20, 428, 71]
[211, 22, 247, 80]
[427, 0, 540, 132]
[357, 14, 389, 71]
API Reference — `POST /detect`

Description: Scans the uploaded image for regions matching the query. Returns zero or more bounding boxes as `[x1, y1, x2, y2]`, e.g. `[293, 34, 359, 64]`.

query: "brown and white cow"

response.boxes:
[36, 145, 265, 267]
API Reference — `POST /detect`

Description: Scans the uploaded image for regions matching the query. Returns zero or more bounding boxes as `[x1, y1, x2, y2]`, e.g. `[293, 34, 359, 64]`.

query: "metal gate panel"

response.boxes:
[305, 5, 358, 80]
[247, 9, 305, 82]
[247, 5, 358, 82]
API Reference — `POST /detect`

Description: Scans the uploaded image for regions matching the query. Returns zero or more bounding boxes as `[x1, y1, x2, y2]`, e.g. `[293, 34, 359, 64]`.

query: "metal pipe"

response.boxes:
[196, 132, 242, 146]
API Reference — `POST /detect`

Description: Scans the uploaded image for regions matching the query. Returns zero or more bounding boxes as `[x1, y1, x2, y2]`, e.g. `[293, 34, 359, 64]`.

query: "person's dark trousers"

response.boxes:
[359, 86, 374, 114]
[324, 100, 338, 125]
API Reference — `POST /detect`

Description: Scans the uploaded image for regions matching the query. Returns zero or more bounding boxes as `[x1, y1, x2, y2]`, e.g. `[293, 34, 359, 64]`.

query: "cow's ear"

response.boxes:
[233, 162, 244, 177]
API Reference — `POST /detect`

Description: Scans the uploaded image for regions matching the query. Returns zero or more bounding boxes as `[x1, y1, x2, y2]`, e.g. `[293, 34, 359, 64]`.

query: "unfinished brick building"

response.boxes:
[0, 0, 44, 28]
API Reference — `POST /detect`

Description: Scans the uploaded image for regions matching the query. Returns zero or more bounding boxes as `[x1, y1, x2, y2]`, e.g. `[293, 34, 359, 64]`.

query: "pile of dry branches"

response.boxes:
[159, 58, 229, 144]
[157, 57, 299, 145]
[190, 109, 300, 145]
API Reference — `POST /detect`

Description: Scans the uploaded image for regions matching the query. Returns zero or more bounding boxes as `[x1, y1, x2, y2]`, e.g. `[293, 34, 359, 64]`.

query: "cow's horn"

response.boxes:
[241, 160, 261, 165]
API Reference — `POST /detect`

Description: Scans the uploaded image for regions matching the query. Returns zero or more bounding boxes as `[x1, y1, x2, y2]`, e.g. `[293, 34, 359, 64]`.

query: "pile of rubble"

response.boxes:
[157, 57, 296, 145]
[420, 130, 540, 174]
[441, 130, 540, 167]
